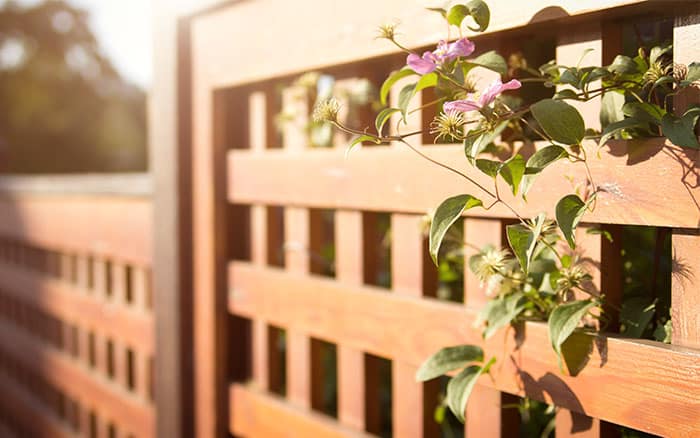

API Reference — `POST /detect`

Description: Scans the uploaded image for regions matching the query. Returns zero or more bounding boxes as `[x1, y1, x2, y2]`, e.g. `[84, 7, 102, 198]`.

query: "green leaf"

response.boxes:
[481, 292, 527, 339]
[375, 108, 399, 136]
[446, 1, 490, 32]
[416, 72, 438, 94]
[380, 68, 416, 105]
[430, 195, 483, 265]
[555, 194, 588, 249]
[469, 50, 507, 75]
[446, 365, 484, 422]
[475, 159, 501, 178]
[661, 106, 700, 149]
[599, 118, 646, 145]
[415, 345, 484, 382]
[531, 99, 585, 145]
[464, 121, 508, 163]
[620, 297, 656, 339]
[506, 214, 545, 274]
[622, 102, 665, 124]
[426, 7, 447, 18]
[649, 44, 672, 65]
[548, 300, 596, 370]
[500, 154, 525, 196]
[346, 134, 380, 159]
[600, 92, 625, 129]
[397, 82, 417, 120]
[526, 145, 568, 172]
[687, 62, 700, 83]
[608, 55, 638, 75]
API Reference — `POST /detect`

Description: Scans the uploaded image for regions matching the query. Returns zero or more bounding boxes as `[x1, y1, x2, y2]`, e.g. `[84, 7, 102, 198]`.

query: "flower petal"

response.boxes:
[444, 98, 482, 113]
[407, 52, 437, 74]
[445, 38, 475, 60]
[478, 79, 522, 107]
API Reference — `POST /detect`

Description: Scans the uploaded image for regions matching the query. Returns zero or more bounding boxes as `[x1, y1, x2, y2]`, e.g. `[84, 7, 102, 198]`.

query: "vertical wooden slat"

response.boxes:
[335, 210, 366, 430]
[671, 230, 700, 348]
[391, 214, 439, 438]
[249, 92, 270, 392]
[111, 263, 129, 388]
[284, 207, 312, 409]
[556, 23, 603, 129]
[464, 218, 520, 437]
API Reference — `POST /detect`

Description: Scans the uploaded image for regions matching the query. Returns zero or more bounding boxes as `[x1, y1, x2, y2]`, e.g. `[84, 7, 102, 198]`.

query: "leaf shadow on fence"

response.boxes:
[512, 356, 595, 434]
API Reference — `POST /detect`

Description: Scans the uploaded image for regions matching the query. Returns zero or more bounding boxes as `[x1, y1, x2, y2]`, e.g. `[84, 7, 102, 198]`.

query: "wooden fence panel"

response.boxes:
[0, 177, 155, 437]
[184, 1, 700, 437]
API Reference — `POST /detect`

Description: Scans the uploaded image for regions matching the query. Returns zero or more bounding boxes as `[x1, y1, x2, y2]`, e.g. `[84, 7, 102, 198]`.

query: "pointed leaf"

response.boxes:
[464, 121, 508, 163]
[481, 292, 527, 339]
[548, 300, 596, 369]
[531, 99, 585, 145]
[469, 50, 507, 75]
[446, 365, 484, 423]
[375, 108, 400, 136]
[398, 82, 418, 120]
[687, 62, 700, 83]
[506, 214, 544, 274]
[430, 195, 483, 265]
[608, 55, 638, 75]
[345, 135, 380, 159]
[415, 345, 484, 382]
[599, 118, 646, 145]
[380, 68, 416, 105]
[555, 194, 588, 249]
[500, 154, 525, 196]
[622, 102, 665, 124]
[526, 145, 568, 172]
[661, 107, 700, 149]
[600, 92, 625, 129]
[475, 158, 502, 178]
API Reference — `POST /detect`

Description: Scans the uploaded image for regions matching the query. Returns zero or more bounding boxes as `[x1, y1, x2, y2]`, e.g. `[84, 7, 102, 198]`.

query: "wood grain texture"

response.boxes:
[0, 196, 151, 265]
[335, 210, 367, 431]
[229, 383, 372, 438]
[228, 261, 700, 437]
[190, 0, 651, 89]
[671, 230, 700, 348]
[228, 140, 700, 228]
[391, 214, 439, 438]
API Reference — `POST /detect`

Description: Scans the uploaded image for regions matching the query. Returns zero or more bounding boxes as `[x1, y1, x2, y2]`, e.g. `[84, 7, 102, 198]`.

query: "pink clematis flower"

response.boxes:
[406, 37, 476, 74]
[444, 79, 522, 112]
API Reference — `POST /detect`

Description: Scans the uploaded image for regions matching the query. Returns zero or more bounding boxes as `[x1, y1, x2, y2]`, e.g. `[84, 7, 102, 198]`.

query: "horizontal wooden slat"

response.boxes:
[0, 317, 154, 438]
[0, 261, 154, 354]
[229, 383, 372, 438]
[192, 0, 656, 88]
[0, 371, 73, 438]
[0, 173, 152, 197]
[0, 195, 152, 265]
[228, 139, 700, 228]
[228, 262, 700, 437]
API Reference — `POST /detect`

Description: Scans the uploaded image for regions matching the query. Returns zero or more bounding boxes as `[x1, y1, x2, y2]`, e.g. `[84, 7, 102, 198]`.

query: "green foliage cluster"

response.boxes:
[316, 0, 698, 424]
[0, 0, 146, 173]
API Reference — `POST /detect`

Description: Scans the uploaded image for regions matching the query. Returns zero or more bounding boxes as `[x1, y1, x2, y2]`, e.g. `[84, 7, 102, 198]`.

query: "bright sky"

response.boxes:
[4, 0, 153, 88]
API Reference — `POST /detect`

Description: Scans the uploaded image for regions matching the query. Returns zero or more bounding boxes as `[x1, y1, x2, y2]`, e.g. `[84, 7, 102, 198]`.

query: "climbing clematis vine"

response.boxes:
[406, 37, 475, 74]
[443, 78, 522, 112]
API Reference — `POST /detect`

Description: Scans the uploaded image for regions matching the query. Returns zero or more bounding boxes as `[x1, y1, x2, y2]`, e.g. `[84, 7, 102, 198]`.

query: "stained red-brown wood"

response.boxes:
[556, 410, 620, 438]
[0, 261, 153, 354]
[229, 383, 371, 437]
[391, 214, 440, 438]
[0, 196, 151, 265]
[228, 140, 700, 228]
[463, 218, 521, 437]
[671, 230, 700, 348]
[229, 262, 700, 437]
[0, 316, 154, 437]
[284, 207, 313, 409]
[335, 210, 366, 431]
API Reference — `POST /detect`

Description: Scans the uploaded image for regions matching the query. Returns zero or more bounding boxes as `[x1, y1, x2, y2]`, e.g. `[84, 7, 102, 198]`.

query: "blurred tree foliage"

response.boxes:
[0, 0, 146, 173]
